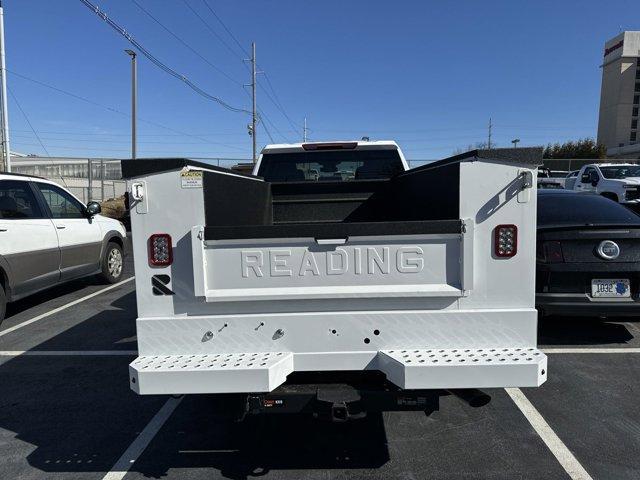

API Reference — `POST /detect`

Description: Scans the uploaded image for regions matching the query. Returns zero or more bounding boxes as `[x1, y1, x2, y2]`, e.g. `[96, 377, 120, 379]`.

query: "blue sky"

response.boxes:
[3, 0, 638, 160]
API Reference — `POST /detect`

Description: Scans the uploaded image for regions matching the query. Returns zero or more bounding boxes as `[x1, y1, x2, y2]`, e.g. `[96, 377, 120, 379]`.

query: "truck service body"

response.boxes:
[123, 142, 546, 417]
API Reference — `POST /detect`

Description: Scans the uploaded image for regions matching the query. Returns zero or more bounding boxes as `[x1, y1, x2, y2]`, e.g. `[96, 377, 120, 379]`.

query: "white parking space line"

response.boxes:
[543, 348, 640, 354]
[0, 276, 134, 338]
[0, 350, 137, 356]
[102, 396, 183, 480]
[506, 388, 593, 480]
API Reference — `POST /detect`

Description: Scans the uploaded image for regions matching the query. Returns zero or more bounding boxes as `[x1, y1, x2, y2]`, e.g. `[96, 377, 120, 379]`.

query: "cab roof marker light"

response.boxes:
[302, 142, 358, 151]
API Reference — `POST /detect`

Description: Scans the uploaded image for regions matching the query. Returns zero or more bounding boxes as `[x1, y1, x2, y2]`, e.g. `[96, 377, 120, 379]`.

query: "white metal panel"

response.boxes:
[194, 232, 470, 302]
[130, 352, 293, 394]
[378, 348, 547, 389]
[135, 308, 539, 357]
[458, 160, 538, 310]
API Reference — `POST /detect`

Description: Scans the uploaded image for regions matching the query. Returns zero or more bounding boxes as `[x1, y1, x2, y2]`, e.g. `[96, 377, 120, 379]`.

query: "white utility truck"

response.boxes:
[572, 163, 640, 206]
[123, 141, 546, 420]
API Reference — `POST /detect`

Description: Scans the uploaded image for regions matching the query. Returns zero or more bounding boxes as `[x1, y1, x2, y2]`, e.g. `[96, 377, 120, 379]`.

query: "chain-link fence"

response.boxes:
[10, 158, 126, 203]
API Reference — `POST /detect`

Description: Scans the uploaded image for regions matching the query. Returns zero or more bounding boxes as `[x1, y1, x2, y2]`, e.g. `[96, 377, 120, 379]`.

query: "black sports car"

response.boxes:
[536, 190, 640, 317]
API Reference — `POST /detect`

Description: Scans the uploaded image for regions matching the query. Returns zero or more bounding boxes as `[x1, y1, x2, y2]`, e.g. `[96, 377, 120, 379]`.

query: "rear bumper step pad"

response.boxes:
[130, 347, 546, 395]
[129, 352, 294, 395]
[377, 348, 547, 389]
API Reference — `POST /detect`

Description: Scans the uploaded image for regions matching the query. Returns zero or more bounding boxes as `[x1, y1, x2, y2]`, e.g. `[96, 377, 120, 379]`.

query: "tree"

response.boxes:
[543, 138, 606, 159]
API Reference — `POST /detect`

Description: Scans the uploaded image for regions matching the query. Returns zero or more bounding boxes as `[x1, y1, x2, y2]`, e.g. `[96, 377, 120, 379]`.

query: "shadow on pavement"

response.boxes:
[538, 315, 635, 346]
[132, 395, 390, 479]
[0, 290, 137, 352]
[0, 355, 165, 476]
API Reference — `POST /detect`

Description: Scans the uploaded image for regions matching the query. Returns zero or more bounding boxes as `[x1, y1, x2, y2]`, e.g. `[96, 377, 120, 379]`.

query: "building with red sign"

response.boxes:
[597, 31, 640, 158]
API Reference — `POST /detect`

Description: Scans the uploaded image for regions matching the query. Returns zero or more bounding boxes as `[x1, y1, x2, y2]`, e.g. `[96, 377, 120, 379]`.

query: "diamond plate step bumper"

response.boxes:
[377, 347, 547, 389]
[129, 352, 294, 394]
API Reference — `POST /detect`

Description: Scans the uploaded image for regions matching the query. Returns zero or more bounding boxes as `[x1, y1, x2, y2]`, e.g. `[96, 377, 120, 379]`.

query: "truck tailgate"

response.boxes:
[191, 220, 473, 302]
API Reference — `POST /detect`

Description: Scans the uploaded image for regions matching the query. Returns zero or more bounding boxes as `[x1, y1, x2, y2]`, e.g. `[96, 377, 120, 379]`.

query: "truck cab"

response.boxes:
[253, 141, 409, 180]
[573, 163, 640, 205]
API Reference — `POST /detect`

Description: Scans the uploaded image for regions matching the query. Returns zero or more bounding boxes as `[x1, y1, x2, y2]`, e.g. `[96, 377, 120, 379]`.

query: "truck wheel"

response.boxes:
[0, 284, 6, 326]
[100, 242, 124, 284]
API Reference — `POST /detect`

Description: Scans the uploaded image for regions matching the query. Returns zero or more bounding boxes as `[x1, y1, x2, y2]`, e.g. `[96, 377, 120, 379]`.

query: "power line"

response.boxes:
[10, 133, 251, 146]
[261, 73, 300, 136]
[8, 86, 70, 187]
[9, 129, 250, 137]
[201, 0, 249, 57]
[8, 69, 246, 151]
[130, 0, 242, 87]
[9, 142, 251, 156]
[132, 1, 287, 146]
[180, 0, 245, 61]
[78, 0, 250, 114]
[8, 87, 50, 157]
[195, 0, 300, 140]
[257, 108, 285, 143]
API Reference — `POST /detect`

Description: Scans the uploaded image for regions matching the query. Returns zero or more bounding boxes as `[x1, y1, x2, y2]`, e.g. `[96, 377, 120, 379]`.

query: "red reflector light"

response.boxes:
[148, 234, 173, 266]
[494, 225, 518, 258]
[542, 241, 564, 263]
[302, 142, 358, 151]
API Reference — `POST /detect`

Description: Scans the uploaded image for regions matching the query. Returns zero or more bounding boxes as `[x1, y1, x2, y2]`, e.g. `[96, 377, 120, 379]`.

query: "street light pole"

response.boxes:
[125, 49, 137, 160]
[0, 1, 11, 172]
[251, 42, 257, 163]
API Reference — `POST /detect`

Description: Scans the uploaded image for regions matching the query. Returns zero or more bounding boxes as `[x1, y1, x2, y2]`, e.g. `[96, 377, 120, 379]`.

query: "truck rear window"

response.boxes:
[538, 192, 640, 228]
[257, 149, 404, 182]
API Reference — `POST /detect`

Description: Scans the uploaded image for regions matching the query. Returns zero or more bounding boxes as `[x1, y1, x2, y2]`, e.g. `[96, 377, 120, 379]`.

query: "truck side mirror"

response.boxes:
[86, 201, 102, 217]
[590, 172, 599, 186]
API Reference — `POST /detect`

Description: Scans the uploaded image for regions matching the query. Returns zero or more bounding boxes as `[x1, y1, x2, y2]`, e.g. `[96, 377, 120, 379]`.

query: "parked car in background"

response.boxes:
[572, 163, 640, 208]
[537, 167, 566, 189]
[564, 170, 579, 190]
[0, 173, 127, 324]
[536, 189, 640, 317]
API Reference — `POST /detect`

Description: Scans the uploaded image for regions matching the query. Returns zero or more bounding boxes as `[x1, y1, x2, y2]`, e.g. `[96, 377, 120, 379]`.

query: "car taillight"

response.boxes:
[148, 234, 173, 266]
[494, 225, 518, 258]
[542, 241, 564, 263]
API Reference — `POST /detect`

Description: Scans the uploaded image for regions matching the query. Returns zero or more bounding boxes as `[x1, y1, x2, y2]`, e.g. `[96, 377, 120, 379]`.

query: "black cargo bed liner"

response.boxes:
[204, 219, 463, 241]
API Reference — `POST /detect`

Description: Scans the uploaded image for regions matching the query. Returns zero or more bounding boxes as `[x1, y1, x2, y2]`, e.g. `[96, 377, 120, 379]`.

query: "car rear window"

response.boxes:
[258, 149, 404, 182]
[538, 193, 640, 227]
[0, 179, 43, 219]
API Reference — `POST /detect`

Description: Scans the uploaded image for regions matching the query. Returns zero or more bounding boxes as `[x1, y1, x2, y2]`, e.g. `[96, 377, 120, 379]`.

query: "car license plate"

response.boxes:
[591, 279, 631, 298]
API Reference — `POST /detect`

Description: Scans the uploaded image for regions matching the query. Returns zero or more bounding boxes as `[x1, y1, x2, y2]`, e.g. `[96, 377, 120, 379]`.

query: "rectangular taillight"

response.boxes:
[148, 234, 173, 266]
[494, 225, 518, 258]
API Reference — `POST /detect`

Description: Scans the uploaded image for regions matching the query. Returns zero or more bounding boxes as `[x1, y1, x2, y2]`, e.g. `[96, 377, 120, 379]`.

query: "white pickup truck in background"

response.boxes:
[123, 141, 546, 421]
[573, 163, 640, 206]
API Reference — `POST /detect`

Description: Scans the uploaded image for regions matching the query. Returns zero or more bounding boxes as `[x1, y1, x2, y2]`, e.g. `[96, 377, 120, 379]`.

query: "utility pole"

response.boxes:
[487, 117, 493, 149]
[251, 42, 257, 162]
[303, 117, 308, 142]
[0, 1, 11, 172]
[125, 49, 137, 160]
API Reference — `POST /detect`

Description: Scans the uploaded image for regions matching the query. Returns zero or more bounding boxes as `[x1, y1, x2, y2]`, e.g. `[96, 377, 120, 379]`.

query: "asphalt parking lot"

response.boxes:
[1, 242, 639, 480]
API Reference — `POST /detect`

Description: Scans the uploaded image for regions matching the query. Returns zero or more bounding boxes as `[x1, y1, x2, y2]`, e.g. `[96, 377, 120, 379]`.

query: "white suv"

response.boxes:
[0, 173, 127, 324]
